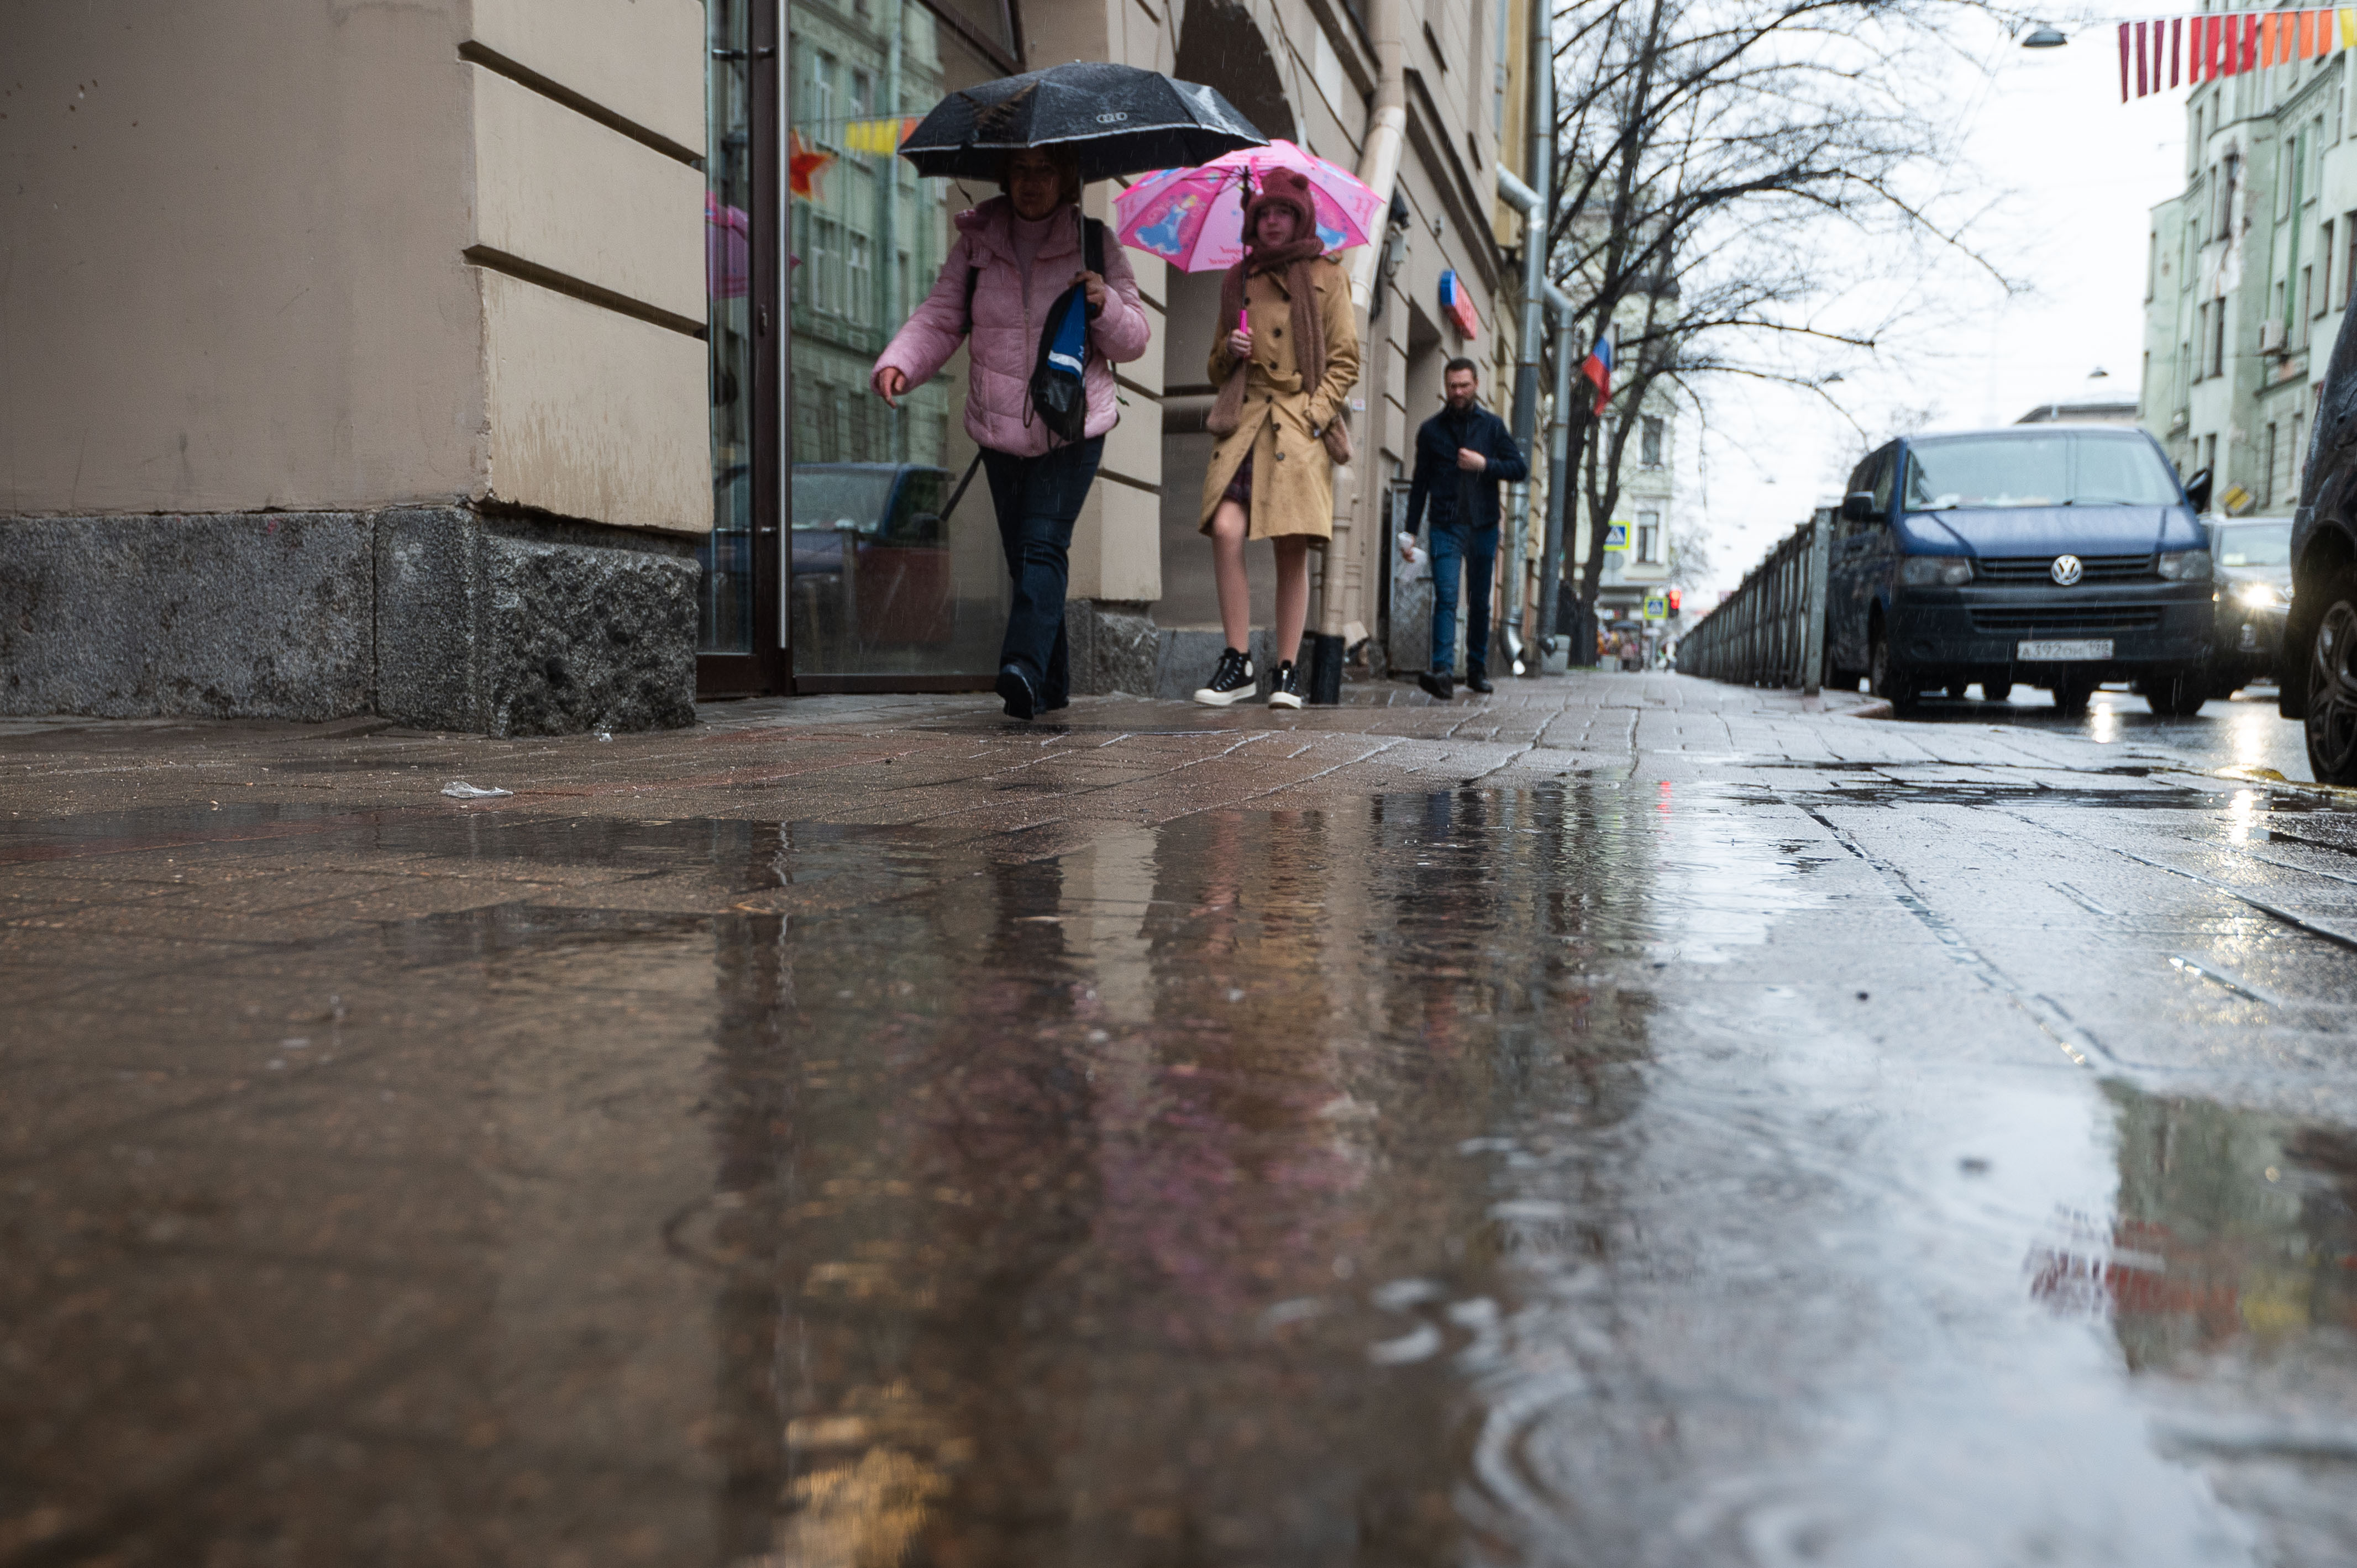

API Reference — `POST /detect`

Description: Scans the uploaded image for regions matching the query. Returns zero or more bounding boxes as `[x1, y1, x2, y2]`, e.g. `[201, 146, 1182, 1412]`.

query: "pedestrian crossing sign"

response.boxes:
[1604, 522, 1630, 551]
[1642, 592, 1667, 621]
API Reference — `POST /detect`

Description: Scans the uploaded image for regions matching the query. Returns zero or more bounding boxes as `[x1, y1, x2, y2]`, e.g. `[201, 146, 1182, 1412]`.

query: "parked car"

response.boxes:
[790, 463, 954, 648]
[2282, 318, 2357, 782]
[1826, 426, 2214, 716]
[2204, 517, 2291, 694]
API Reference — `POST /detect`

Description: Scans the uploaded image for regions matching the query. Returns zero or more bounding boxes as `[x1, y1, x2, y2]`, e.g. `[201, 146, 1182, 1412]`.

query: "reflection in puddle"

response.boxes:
[738, 786, 1676, 1564]
[2034, 1085, 2357, 1364]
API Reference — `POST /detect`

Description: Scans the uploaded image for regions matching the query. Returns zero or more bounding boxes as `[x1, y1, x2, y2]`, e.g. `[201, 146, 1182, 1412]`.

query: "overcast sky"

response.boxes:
[1685, 15, 2188, 597]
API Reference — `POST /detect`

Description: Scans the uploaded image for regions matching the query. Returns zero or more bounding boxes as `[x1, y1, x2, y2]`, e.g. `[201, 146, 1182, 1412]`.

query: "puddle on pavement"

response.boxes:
[9, 784, 2357, 1564]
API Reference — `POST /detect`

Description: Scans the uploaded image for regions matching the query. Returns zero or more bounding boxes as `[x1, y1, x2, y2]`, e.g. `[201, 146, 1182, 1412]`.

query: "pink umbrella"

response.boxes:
[1114, 140, 1384, 272]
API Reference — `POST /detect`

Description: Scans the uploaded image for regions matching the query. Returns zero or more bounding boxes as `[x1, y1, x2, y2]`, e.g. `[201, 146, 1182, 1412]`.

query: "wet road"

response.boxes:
[4, 676, 2356, 1566]
[1877, 680, 2309, 778]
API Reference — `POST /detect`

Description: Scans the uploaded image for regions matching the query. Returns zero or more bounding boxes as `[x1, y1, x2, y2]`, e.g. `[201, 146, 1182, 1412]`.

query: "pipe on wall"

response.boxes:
[1314, 0, 1407, 682]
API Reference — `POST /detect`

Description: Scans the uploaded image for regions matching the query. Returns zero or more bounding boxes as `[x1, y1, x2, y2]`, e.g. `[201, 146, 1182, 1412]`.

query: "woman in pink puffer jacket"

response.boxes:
[872, 146, 1151, 719]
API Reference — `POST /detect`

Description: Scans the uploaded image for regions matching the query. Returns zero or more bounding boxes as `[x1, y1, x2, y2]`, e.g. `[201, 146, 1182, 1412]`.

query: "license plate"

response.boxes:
[2017, 639, 2113, 661]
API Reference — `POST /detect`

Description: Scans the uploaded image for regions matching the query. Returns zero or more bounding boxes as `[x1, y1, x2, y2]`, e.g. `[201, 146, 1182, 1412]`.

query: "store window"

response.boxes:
[787, 0, 1018, 686]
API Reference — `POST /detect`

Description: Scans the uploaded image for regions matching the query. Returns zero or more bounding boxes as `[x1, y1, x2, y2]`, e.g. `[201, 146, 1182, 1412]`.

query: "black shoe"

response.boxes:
[1466, 667, 1494, 694]
[1269, 660, 1304, 709]
[1418, 670, 1455, 701]
[995, 664, 1037, 720]
[1193, 647, 1257, 707]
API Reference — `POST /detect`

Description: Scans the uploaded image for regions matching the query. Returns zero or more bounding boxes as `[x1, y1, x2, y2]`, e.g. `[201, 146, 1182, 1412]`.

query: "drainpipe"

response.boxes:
[1500, 0, 1552, 666]
[1308, 0, 1406, 702]
[1539, 281, 1576, 655]
[1498, 166, 1544, 664]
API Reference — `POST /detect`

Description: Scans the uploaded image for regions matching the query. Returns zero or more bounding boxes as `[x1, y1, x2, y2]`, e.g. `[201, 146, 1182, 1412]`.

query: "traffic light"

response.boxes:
[1666, 590, 1682, 613]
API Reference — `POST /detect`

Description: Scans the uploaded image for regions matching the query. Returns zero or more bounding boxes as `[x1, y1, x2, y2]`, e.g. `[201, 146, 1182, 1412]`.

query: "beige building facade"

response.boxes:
[1, 0, 1540, 728]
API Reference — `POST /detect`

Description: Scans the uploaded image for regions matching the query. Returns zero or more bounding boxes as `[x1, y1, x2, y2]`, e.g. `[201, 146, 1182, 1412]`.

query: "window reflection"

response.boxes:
[701, 0, 759, 654]
[787, 2, 1010, 680]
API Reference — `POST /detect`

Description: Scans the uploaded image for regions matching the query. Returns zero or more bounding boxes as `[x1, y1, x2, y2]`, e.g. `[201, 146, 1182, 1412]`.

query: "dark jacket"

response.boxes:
[1405, 402, 1529, 536]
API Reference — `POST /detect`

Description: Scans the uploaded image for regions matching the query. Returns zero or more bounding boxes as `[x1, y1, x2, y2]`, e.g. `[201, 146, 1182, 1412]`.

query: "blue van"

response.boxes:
[1825, 426, 2216, 715]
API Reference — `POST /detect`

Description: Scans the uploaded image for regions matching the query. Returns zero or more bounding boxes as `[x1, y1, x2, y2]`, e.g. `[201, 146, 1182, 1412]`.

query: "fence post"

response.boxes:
[1801, 517, 1830, 698]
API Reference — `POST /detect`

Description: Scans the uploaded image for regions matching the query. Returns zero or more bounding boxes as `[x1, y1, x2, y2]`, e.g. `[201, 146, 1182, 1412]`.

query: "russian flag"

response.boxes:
[1581, 333, 1613, 415]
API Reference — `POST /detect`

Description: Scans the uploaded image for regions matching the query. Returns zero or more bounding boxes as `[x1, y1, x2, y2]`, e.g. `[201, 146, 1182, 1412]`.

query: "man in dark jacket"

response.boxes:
[1404, 358, 1529, 698]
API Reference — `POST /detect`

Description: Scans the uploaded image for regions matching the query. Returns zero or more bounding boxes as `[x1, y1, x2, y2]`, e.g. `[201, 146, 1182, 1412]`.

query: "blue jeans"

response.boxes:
[1429, 524, 1498, 676]
[981, 436, 1104, 707]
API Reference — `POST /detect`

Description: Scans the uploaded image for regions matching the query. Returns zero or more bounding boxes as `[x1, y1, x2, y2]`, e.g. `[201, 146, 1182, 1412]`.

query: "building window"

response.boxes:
[1636, 511, 1661, 564]
[2220, 154, 2239, 240]
[2293, 413, 2306, 498]
[2147, 230, 2159, 301]
[813, 51, 837, 143]
[2265, 423, 2278, 505]
[2301, 264, 2315, 345]
[848, 234, 873, 327]
[1641, 415, 1665, 468]
[2344, 212, 2357, 307]
[2324, 222, 2337, 312]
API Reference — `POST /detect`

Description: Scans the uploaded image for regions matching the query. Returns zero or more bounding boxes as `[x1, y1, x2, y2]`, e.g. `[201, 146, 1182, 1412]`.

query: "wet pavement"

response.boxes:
[4, 672, 2357, 1566]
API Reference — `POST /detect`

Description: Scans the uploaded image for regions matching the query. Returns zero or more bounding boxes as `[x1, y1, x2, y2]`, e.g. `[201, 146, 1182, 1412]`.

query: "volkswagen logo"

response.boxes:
[2050, 554, 2084, 586]
[1095, 111, 1128, 124]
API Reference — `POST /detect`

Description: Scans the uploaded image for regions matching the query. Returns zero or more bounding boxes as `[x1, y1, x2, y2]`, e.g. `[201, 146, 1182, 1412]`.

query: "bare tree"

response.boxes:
[1542, 0, 2016, 654]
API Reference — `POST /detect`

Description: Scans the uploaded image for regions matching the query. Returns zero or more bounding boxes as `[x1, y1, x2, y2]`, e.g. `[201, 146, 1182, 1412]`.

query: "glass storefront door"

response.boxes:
[699, 0, 784, 695]
[785, 0, 1019, 690]
[700, 2, 1021, 696]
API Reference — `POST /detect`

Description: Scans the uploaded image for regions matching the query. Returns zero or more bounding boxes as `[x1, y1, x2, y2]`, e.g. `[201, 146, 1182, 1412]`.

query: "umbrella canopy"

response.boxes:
[898, 61, 1266, 183]
[1114, 140, 1384, 272]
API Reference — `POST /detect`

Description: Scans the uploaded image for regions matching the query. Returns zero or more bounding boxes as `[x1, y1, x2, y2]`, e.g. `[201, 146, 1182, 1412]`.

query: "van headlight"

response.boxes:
[2157, 549, 2213, 582]
[1900, 556, 1973, 586]
[2232, 580, 2283, 609]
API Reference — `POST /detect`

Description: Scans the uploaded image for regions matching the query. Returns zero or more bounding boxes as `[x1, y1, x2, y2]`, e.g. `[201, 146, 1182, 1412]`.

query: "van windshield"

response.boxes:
[1902, 433, 2182, 510]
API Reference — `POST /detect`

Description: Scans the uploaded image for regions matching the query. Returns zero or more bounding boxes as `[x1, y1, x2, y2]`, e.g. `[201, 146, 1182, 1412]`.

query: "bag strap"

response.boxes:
[941, 450, 985, 524]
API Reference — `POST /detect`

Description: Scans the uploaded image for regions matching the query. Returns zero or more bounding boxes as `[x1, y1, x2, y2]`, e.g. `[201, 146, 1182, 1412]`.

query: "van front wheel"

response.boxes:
[2146, 670, 2209, 718]
[1870, 624, 1917, 714]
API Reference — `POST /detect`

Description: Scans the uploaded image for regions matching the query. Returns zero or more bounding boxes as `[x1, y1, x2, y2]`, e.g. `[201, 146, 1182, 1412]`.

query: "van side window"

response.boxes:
[1870, 448, 1897, 511]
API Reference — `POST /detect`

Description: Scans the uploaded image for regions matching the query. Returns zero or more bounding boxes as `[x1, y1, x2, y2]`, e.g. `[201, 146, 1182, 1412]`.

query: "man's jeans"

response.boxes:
[981, 436, 1104, 707]
[1429, 523, 1498, 676]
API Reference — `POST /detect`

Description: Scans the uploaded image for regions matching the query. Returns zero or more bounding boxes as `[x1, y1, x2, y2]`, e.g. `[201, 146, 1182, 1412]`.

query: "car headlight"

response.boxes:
[1899, 556, 1973, 586]
[2157, 549, 2213, 582]
[2232, 580, 2283, 609]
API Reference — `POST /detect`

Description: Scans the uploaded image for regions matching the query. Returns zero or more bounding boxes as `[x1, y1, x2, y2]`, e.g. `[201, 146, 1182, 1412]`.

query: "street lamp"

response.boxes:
[2022, 23, 2069, 48]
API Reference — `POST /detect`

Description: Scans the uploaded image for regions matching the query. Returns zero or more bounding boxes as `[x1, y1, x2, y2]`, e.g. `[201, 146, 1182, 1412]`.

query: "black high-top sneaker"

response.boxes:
[1464, 665, 1494, 694]
[1192, 647, 1257, 706]
[1268, 660, 1304, 709]
[1417, 669, 1455, 701]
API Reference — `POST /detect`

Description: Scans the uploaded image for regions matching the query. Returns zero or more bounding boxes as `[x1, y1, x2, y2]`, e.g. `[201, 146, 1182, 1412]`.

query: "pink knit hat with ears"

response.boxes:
[1242, 167, 1320, 244]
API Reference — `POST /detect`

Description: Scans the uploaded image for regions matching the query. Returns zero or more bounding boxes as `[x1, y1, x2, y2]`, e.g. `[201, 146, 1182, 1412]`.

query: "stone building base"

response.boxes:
[0, 507, 697, 735]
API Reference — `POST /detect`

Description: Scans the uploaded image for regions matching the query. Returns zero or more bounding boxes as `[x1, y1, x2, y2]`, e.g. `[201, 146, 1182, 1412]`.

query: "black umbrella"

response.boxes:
[898, 60, 1266, 183]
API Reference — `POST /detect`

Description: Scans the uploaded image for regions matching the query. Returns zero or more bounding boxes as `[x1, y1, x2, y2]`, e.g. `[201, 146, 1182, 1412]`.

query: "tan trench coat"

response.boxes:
[1196, 257, 1360, 541]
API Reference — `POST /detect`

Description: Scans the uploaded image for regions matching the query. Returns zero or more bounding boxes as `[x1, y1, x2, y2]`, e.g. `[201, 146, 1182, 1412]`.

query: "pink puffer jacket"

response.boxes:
[871, 196, 1151, 457]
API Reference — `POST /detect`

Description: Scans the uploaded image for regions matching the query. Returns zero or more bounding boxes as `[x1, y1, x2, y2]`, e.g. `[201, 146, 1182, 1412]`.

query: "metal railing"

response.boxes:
[1674, 509, 1832, 692]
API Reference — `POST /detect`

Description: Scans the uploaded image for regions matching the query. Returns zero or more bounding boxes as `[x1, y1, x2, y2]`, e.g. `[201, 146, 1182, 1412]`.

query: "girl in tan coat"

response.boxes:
[1191, 168, 1361, 708]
